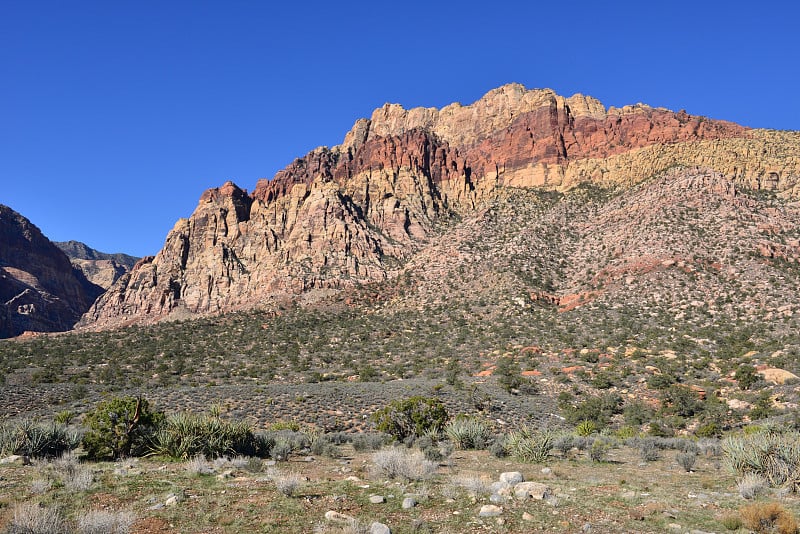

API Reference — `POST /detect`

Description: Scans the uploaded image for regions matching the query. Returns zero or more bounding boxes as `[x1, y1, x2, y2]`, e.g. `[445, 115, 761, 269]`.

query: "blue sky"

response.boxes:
[2, 1, 799, 257]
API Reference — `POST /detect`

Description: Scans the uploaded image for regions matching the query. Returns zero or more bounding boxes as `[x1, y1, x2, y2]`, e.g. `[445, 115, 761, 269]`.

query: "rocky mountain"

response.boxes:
[0, 206, 104, 338]
[80, 83, 800, 329]
[55, 240, 138, 289]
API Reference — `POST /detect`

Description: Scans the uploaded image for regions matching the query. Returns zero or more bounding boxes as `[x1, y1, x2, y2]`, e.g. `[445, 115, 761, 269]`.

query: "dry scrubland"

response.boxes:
[4, 180, 800, 531]
[3, 416, 800, 533]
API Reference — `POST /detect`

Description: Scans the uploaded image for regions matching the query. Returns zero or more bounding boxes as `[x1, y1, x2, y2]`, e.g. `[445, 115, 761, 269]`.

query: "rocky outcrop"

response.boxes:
[0, 206, 104, 338]
[82, 84, 800, 328]
[55, 240, 139, 289]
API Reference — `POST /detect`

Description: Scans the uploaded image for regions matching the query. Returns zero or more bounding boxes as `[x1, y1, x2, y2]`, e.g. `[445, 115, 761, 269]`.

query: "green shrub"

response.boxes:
[372, 396, 448, 440]
[560, 393, 622, 428]
[734, 364, 759, 390]
[82, 396, 163, 460]
[695, 422, 722, 438]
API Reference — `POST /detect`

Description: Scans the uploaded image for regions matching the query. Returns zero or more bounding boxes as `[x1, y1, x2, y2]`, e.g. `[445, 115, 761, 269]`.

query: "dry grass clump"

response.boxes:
[370, 447, 438, 481]
[7, 502, 70, 534]
[739, 501, 798, 533]
[76, 509, 136, 534]
[738, 472, 770, 500]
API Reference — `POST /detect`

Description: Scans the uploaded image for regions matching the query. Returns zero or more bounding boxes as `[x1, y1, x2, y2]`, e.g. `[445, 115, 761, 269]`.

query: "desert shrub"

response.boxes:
[7, 502, 69, 534]
[352, 433, 387, 452]
[270, 439, 293, 462]
[77, 509, 135, 534]
[718, 512, 743, 531]
[698, 438, 722, 458]
[449, 474, 492, 497]
[553, 433, 575, 456]
[185, 455, 215, 475]
[506, 428, 553, 463]
[0, 420, 80, 459]
[560, 393, 622, 428]
[489, 437, 509, 458]
[371, 447, 437, 481]
[149, 411, 257, 460]
[723, 431, 800, 490]
[310, 434, 340, 458]
[660, 385, 702, 418]
[635, 438, 660, 462]
[739, 501, 798, 533]
[676, 451, 698, 472]
[494, 356, 520, 391]
[589, 438, 610, 462]
[695, 422, 722, 438]
[738, 472, 770, 500]
[735, 364, 759, 391]
[82, 396, 163, 460]
[371, 397, 448, 441]
[575, 420, 598, 436]
[445, 417, 492, 450]
[271, 471, 304, 497]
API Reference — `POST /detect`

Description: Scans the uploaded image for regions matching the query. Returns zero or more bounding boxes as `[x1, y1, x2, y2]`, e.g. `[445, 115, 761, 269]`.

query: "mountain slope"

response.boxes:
[81, 84, 800, 329]
[55, 240, 139, 289]
[0, 206, 104, 338]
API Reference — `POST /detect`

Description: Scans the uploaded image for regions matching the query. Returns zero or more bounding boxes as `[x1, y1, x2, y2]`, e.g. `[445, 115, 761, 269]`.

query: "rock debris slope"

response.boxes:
[81, 83, 800, 329]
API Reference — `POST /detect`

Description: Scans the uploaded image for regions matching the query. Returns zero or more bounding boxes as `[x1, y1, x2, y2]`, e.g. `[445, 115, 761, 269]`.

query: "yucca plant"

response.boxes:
[444, 417, 492, 450]
[506, 427, 553, 463]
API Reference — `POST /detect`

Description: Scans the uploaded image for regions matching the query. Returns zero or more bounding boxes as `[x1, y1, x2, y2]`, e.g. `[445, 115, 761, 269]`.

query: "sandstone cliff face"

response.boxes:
[0, 206, 104, 338]
[82, 84, 800, 328]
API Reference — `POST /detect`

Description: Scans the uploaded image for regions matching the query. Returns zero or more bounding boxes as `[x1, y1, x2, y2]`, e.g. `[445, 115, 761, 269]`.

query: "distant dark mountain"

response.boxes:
[0, 205, 104, 338]
[56, 240, 138, 267]
[55, 241, 139, 289]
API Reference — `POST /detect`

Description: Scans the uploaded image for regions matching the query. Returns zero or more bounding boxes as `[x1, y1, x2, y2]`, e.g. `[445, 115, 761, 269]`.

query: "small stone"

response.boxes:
[369, 495, 386, 504]
[345, 476, 360, 482]
[325, 510, 355, 523]
[582, 523, 592, 532]
[514, 481, 552, 500]
[370, 521, 391, 534]
[541, 467, 552, 476]
[522, 512, 534, 522]
[479, 504, 503, 517]
[402, 497, 417, 509]
[667, 524, 682, 531]
[489, 493, 507, 504]
[148, 503, 164, 510]
[0, 455, 30, 466]
[499, 471, 524, 485]
[165, 495, 179, 507]
[304, 456, 314, 462]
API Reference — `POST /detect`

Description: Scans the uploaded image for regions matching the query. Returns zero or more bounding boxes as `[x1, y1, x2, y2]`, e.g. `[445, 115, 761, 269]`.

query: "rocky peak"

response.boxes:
[80, 84, 800, 329]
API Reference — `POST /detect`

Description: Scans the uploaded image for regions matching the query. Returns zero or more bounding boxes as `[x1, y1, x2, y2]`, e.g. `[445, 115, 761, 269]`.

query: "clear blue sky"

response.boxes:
[2, 1, 798, 258]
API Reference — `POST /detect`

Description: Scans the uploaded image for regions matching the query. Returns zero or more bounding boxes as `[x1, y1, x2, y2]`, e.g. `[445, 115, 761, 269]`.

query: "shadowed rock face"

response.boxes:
[81, 84, 800, 329]
[0, 206, 104, 338]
